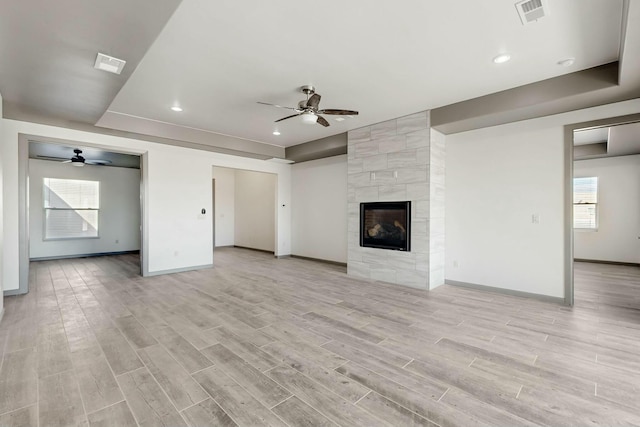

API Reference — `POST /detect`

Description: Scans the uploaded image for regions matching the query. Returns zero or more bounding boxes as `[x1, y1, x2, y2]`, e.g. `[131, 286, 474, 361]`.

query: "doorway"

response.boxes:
[211, 166, 278, 254]
[565, 113, 640, 305]
[11, 134, 147, 296]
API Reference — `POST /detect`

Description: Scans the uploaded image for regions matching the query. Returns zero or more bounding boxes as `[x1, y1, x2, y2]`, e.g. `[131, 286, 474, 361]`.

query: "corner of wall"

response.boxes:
[428, 128, 446, 289]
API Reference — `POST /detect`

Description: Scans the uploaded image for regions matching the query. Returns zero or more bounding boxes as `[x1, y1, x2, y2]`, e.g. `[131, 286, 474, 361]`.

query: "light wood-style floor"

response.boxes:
[1, 248, 639, 426]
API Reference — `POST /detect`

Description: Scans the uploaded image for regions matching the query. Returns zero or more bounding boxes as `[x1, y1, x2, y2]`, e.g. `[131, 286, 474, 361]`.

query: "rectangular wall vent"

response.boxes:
[515, 0, 548, 25]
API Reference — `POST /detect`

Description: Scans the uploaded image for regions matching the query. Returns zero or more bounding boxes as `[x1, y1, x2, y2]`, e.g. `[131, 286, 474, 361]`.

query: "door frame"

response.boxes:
[212, 178, 216, 253]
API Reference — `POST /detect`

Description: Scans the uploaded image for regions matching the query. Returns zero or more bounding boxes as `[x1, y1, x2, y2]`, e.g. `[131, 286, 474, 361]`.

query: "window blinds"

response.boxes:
[43, 178, 100, 239]
[573, 177, 598, 229]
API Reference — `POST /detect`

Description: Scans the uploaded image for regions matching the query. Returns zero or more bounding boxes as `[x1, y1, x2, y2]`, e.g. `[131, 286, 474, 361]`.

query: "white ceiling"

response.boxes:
[2, 0, 635, 158]
[607, 121, 640, 157]
[574, 121, 640, 159]
[0, 0, 182, 123]
[574, 127, 610, 146]
[99, 0, 623, 148]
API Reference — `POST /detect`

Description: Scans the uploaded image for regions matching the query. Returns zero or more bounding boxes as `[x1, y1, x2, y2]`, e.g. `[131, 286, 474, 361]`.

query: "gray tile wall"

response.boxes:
[347, 111, 444, 290]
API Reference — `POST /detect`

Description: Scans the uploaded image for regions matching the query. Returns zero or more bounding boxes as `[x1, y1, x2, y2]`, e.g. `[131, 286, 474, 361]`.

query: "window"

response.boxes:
[43, 178, 100, 239]
[573, 176, 598, 229]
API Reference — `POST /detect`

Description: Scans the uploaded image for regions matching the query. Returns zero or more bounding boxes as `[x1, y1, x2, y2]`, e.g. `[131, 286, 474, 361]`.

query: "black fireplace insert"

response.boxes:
[360, 201, 411, 251]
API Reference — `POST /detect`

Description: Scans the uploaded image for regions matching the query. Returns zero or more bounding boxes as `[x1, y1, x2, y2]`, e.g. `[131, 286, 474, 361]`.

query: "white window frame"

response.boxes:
[43, 178, 101, 240]
[573, 176, 598, 231]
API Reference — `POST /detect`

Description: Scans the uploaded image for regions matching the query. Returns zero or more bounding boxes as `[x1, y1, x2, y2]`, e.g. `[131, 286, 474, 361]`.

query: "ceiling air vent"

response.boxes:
[94, 53, 126, 75]
[515, 0, 548, 25]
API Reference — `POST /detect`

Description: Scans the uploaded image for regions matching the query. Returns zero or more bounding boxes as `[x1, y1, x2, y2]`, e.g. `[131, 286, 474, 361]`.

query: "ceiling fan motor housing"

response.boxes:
[71, 148, 86, 166]
[71, 157, 85, 166]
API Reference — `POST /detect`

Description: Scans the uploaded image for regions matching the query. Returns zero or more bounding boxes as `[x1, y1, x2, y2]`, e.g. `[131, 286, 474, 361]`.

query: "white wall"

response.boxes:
[234, 169, 276, 252]
[212, 167, 235, 247]
[292, 155, 347, 263]
[144, 148, 214, 273]
[574, 155, 640, 263]
[28, 159, 140, 259]
[446, 98, 640, 299]
[2, 119, 292, 292]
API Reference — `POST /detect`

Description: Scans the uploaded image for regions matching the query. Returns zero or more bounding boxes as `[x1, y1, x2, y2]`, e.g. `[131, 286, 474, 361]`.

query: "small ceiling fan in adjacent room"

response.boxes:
[258, 85, 358, 127]
[63, 149, 112, 166]
[37, 148, 112, 167]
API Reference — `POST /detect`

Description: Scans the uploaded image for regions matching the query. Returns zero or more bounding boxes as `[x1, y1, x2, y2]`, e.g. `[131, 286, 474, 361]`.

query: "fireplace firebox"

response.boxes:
[360, 201, 411, 251]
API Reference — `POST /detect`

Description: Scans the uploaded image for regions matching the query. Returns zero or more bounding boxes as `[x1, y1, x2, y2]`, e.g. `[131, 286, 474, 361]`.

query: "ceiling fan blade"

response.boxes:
[257, 101, 297, 110]
[306, 94, 321, 109]
[318, 109, 359, 115]
[316, 116, 330, 127]
[275, 113, 302, 123]
[85, 159, 112, 165]
[35, 155, 69, 161]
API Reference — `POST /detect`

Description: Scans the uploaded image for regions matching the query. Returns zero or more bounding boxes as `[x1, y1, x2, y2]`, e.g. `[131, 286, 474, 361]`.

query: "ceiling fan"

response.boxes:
[36, 148, 112, 167]
[63, 149, 112, 166]
[258, 85, 358, 127]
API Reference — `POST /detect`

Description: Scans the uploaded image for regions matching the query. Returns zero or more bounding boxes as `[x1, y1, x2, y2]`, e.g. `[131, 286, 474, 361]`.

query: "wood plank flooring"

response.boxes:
[1, 249, 639, 426]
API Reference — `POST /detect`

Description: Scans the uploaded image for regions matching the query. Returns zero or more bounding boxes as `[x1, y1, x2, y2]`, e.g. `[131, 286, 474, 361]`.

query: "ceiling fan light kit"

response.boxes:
[301, 112, 318, 124]
[258, 85, 358, 128]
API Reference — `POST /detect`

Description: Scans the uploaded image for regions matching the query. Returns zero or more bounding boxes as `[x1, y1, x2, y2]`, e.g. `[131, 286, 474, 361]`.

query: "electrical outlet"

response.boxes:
[115, 239, 119, 244]
[453, 260, 459, 268]
[532, 213, 540, 224]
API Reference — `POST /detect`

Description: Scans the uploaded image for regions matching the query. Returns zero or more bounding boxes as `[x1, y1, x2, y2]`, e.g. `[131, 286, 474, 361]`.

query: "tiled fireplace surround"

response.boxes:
[347, 111, 445, 290]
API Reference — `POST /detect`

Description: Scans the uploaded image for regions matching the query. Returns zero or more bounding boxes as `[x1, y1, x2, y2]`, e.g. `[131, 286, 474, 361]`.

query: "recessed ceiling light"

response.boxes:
[493, 53, 511, 64]
[94, 53, 126, 74]
[557, 57, 575, 67]
[272, 131, 281, 135]
[171, 106, 183, 112]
